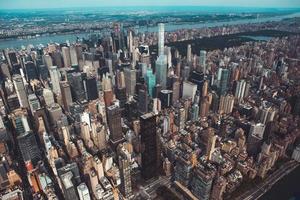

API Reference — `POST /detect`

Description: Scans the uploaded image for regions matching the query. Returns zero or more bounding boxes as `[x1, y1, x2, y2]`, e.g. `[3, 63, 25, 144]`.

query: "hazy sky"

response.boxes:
[1, 0, 300, 9]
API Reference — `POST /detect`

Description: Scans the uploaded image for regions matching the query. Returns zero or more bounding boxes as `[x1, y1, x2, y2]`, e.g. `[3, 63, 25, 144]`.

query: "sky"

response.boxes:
[0, 0, 300, 10]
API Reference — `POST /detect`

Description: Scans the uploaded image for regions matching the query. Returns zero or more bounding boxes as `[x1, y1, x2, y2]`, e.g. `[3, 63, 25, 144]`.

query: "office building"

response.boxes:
[49, 66, 61, 95]
[140, 112, 159, 180]
[59, 81, 72, 111]
[24, 61, 38, 81]
[60, 171, 79, 200]
[69, 72, 86, 102]
[43, 88, 55, 106]
[13, 74, 29, 108]
[77, 183, 91, 200]
[218, 68, 229, 96]
[198, 50, 207, 74]
[117, 143, 132, 198]
[17, 131, 41, 165]
[182, 81, 197, 102]
[138, 89, 148, 114]
[159, 90, 172, 109]
[187, 44, 192, 63]
[62, 46, 71, 68]
[84, 76, 98, 101]
[155, 55, 167, 89]
[124, 67, 136, 96]
[190, 165, 216, 200]
[145, 67, 156, 97]
[107, 105, 123, 144]
[158, 23, 164, 56]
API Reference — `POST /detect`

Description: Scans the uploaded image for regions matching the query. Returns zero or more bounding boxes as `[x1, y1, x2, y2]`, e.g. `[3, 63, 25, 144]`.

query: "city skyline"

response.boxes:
[1, 0, 300, 10]
[0, 2, 300, 200]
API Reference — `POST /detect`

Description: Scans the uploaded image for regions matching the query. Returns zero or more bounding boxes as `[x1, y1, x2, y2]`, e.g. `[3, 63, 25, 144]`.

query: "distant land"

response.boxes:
[150, 30, 299, 56]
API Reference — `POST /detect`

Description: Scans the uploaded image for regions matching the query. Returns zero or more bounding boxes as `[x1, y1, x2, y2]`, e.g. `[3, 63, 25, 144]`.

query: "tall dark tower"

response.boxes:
[140, 112, 159, 180]
[107, 105, 124, 145]
[83, 76, 98, 101]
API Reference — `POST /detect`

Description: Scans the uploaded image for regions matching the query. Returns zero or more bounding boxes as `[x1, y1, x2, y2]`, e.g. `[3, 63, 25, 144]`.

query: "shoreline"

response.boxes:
[231, 160, 299, 200]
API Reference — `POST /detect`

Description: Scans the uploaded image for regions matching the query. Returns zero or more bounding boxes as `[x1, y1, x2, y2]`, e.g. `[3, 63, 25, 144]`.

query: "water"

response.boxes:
[135, 12, 300, 33]
[0, 11, 299, 50]
[241, 35, 273, 41]
[260, 165, 300, 200]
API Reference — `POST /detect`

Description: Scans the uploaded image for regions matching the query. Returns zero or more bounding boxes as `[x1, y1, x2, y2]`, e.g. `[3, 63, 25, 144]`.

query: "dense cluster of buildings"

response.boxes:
[0, 20, 300, 200]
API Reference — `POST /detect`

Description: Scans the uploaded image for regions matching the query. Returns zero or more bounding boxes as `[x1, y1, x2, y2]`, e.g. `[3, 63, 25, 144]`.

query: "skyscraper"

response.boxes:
[218, 68, 229, 96]
[117, 143, 132, 198]
[198, 50, 207, 74]
[140, 112, 159, 180]
[124, 67, 136, 96]
[155, 55, 167, 89]
[190, 165, 216, 200]
[159, 90, 173, 109]
[145, 67, 156, 97]
[12, 74, 29, 108]
[138, 89, 148, 114]
[60, 81, 73, 111]
[107, 105, 123, 145]
[69, 72, 85, 102]
[77, 183, 91, 200]
[17, 130, 41, 165]
[187, 44, 192, 63]
[158, 23, 164, 56]
[24, 61, 38, 81]
[49, 66, 61, 95]
[62, 46, 71, 68]
[83, 76, 98, 101]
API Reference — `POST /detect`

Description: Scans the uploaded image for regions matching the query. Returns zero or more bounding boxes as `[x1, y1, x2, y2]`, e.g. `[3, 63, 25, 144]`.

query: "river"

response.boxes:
[260, 165, 300, 200]
[0, 12, 300, 50]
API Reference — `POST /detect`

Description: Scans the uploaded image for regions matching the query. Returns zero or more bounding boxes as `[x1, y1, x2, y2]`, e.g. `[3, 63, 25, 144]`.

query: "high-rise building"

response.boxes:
[198, 50, 207, 74]
[43, 88, 55, 106]
[0, 62, 11, 79]
[210, 176, 227, 200]
[62, 46, 71, 68]
[24, 61, 38, 81]
[235, 79, 248, 101]
[182, 81, 197, 102]
[83, 76, 98, 101]
[190, 165, 216, 200]
[145, 67, 156, 97]
[60, 81, 73, 111]
[155, 55, 167, 89]
[218, 94, 234, 115]
[60, 171, 79, 200]
[77, 183, 91, 200]
[218, 68, 229, 96]
[159, 90, 172, 109]
[107, 105, 123, 144]
[28, 94, 41, 114]
[140, 112, 159, 180]
[158, 23, 164, 56]
[190, 103, 199, 122]
[43, 54, 53, 68]
[12, 74, 29, 108]
[70, 46, 78, 66]
[124, 67, 136, 96]
[17, 130, 41, 165]
[69, 72, 85, 102]
[137, 89, 148, 114]
[200, 96, 210, 118]
[49, 66, 61, 95]
[117, 143, 132, 198]
[187, 44, 192, 63]
[172, 80, 180, 104]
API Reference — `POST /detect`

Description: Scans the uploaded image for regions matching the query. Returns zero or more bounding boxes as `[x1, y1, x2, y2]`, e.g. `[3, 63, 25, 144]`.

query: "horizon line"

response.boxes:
[1, 5, 300, 11]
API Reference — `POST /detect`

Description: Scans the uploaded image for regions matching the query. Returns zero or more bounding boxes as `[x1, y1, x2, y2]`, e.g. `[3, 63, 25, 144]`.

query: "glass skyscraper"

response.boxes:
[145, 67, 156, 97]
